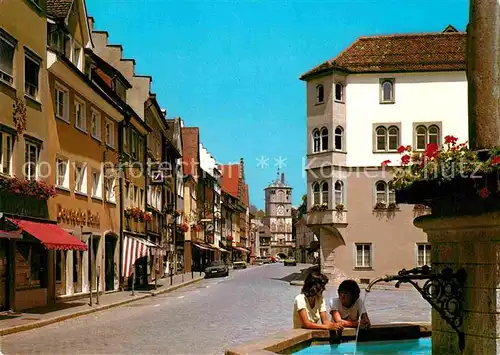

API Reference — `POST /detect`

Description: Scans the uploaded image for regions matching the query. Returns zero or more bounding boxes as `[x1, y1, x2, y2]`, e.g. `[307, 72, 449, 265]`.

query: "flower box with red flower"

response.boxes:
[179, 223, 189, 233]
[387, 136, 500, 217]
[143, 212, 153, 223]
[227, 236, 233, 241]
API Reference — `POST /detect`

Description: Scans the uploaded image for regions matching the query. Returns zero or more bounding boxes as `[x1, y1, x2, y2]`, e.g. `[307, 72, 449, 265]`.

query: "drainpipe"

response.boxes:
[118, 120, 124, 290]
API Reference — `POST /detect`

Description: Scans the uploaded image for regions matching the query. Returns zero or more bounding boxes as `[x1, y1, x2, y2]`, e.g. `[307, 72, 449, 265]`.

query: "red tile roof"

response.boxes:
[181, 127, 199, 178]
[220, 164, 240, 199]
[300, 31, 466, 80]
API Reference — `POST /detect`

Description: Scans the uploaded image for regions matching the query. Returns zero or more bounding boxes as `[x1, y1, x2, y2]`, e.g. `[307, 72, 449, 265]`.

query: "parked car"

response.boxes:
[204, 261, 229, 278]
[284, 257, 297, 266]
[254, 257, 265, 265]
[233, 261, 247, 269]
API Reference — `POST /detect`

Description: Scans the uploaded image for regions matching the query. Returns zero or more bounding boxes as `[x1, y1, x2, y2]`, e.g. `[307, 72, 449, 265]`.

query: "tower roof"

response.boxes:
[265, 172, 292, 189]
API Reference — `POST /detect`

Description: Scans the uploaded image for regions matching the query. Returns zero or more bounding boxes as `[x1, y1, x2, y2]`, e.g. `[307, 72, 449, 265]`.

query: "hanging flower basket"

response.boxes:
[387, 136, 500, 217]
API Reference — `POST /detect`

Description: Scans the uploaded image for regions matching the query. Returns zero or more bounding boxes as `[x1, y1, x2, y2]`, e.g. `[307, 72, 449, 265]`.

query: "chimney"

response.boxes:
[281, 173, 285, 183]
[467, 1, 500, 149]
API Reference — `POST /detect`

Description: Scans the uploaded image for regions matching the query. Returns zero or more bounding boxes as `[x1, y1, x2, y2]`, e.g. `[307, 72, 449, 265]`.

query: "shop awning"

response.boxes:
[7, 218, 88, 251]
[233, 246, 249, 254]
[193, 242, 210, 250]
[209, 243, 229, 253]
[141, 238, 166, 256]
[122, 236, 158, 278]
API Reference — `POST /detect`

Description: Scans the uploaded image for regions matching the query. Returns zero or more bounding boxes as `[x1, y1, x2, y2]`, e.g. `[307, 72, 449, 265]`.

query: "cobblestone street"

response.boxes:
[0, 264, 431, 355]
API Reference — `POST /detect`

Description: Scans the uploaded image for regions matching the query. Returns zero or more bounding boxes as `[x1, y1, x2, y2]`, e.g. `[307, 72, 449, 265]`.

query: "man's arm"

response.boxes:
[330, 310, 358, 327]
[359, 312, 371, 329]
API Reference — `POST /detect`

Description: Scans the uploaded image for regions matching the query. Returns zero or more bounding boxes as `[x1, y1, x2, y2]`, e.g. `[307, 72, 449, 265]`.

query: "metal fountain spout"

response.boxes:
[365, 276, 392, 292]
[364, 265, 467, 351]
[365, 265, 432, 292]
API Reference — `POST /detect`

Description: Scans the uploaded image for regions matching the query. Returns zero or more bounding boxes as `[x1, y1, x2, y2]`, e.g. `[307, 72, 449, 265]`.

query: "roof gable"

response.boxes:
[300, 28, 466, 80]
[220, 164, 240, 199]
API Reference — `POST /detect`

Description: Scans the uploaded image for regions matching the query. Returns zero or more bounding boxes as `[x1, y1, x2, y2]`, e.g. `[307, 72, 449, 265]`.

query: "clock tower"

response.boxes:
[264, 172, 294, 257]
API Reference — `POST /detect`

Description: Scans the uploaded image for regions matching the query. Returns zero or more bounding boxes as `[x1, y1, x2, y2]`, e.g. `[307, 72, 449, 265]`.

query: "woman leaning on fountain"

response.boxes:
[293, 272, 344, 331]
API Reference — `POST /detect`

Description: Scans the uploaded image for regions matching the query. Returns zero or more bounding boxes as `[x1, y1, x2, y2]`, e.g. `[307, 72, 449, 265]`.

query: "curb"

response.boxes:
[0, 276, 204, 337]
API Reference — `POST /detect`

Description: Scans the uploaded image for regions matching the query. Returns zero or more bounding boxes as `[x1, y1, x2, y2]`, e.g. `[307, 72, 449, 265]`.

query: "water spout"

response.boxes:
[365, 276, 394, 292]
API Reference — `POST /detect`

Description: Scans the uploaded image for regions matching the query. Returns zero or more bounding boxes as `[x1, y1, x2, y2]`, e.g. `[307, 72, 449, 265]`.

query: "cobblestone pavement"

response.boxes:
[0, 264, 431, 355]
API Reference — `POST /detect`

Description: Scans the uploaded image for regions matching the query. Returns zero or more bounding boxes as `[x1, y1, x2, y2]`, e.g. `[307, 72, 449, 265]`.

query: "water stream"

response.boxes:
[353, 292, 368, 355]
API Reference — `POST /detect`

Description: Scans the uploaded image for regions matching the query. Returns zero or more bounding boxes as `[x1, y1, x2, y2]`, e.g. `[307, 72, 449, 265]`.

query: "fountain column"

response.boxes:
[414, 1, 500, 354]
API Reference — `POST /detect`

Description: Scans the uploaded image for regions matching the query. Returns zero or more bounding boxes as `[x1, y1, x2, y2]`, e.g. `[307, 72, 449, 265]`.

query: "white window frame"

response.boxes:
[105, 119, 115, 148]
[72, 41, 82, 70]
[334, 83, 344, 102]
[316, 84, 324, 104]
[24, 51, 40, 100]
[312, 129, 320, 153]
[55, 158, 69, 189]
[74, 162, 87, 195]
[380, 79, 395, 103]
[104, 176, 115, 203]
[91, 169, 102, 199]
[54, 82, 69, 122]
[90, 108, 101, 140]
[0, 131, 13, 176]
[375, 181, 395, 205]
[320, 127, 328, 152]
[355, 243, 372, 268]
[334, 180, 343, 205]
[0, 30, 16, 87]
[24, 142, 39, 181]
[74, 97, 87, 132]
[334, 126, 343, 151]
[417, 243, 431, 267]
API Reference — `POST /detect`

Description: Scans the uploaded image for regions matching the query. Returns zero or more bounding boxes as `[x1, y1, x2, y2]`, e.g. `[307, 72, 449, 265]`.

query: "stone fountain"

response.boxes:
[372, 1, 500, 354]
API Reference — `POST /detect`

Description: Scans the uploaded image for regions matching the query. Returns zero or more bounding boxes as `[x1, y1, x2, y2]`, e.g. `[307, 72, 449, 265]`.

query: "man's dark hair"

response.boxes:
[302, 271, 329, 297]
[338, 279, 361, 301]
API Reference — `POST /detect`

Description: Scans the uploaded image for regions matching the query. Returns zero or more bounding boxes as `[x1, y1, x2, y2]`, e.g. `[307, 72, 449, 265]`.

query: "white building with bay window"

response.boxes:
[301, 25, 468, 283]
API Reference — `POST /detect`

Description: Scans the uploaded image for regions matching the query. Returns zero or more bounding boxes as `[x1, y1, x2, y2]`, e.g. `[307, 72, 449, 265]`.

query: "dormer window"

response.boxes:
[112, 78, 127, 101]
[316, 84, 324, 104]
[72, 42, 82, 70]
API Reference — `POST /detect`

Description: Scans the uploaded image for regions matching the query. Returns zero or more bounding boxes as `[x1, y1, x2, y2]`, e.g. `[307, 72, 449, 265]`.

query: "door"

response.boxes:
[104, 236, 116, 291]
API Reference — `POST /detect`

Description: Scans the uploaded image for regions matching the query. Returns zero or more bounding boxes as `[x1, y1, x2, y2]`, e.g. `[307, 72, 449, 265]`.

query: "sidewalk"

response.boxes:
[0, 272, 204, 336]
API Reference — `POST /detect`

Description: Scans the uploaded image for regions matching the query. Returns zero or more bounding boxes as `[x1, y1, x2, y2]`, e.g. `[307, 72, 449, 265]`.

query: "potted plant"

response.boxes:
[335, 203, 345, 212]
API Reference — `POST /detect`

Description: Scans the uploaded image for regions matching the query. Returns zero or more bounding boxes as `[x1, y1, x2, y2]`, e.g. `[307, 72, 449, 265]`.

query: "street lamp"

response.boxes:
[80, 225, 93, 306]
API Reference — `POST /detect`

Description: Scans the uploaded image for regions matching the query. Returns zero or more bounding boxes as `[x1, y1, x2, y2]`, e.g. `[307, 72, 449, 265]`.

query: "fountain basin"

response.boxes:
[225, 323, 431, 355]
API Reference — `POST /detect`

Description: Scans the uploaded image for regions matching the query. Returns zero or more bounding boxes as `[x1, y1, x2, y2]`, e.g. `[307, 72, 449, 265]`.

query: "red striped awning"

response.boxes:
[122, 236, 149, 278]
[8, 218, 87, 251]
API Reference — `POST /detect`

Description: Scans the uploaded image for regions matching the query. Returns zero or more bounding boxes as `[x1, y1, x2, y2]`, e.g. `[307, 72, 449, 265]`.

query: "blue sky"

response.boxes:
[87, 0, 469, 209]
